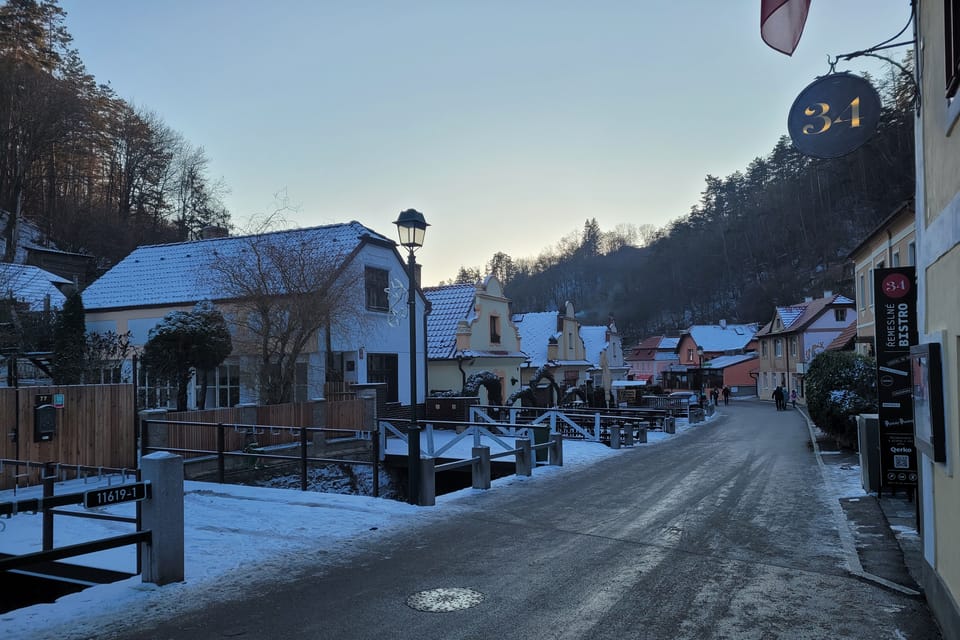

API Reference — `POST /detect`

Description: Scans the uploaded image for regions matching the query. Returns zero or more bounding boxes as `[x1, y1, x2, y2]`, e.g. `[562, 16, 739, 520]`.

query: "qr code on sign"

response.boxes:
[894, 455, 909, 469]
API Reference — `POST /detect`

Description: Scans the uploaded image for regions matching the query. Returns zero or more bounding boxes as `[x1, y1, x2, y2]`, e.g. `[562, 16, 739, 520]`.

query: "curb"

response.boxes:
[799, 407, 922, 597]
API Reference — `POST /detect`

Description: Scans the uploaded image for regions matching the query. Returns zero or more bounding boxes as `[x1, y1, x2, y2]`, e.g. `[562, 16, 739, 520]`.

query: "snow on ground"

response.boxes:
[0, 408, 869, 640]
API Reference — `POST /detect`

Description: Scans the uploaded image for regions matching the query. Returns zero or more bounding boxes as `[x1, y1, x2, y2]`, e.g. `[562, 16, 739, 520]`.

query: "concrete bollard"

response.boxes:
[140, 452, 184, 585]
[623, 423, 634, 447]
[515, 439, 532, 477]
[472, 446, 491, 490]
[419, 457, 436, 507]
[610, 425, 621, 449]
[636, 425, 648, 444]
[549, 433, 564, 466]
[664, 417, 676, 434]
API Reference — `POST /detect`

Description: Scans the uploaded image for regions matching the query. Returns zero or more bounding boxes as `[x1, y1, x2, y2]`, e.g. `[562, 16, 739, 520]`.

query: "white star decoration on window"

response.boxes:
[385, 277, 408, 327]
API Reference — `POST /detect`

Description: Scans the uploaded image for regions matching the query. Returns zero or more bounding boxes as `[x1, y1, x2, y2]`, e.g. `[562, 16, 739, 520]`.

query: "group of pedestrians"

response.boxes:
[771, 385, 797, 410]
[708, 386, 731, 406]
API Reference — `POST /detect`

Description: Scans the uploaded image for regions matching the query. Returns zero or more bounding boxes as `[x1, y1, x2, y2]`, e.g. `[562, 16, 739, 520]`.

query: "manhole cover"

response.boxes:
[406, 587, 484, 612]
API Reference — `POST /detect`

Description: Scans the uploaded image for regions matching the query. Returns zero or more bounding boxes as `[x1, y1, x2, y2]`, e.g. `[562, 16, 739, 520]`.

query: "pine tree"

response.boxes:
[52, 289, 85, 384]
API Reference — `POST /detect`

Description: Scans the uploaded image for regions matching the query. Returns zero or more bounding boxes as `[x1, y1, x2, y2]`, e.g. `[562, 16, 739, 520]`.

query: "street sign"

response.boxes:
[788, 72, 882, 158]
[83, 482, 150, 509]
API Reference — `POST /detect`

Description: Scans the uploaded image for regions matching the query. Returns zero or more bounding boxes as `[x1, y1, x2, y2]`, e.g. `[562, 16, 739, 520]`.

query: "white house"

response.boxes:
[82, 221, 427, 409]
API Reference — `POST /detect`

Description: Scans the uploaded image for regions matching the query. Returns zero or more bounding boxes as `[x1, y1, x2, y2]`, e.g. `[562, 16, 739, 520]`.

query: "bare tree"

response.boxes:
[209, 224, 365, 404]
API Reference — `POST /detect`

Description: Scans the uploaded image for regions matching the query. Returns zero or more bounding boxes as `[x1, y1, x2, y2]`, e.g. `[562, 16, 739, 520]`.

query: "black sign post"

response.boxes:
[787, 72, 882, 158]
[873, 267, 918, 490]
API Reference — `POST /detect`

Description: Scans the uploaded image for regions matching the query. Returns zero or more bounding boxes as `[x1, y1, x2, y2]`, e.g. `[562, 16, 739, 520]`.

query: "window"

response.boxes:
[761, 341, 768, 357]
[687, 348, 694, 363]
[205, 363, 240, 408]
[490, 316, 501, 344]
[946, 0, 960, 99]
[365, 267, 389, 311]
[293, 361, 309, 402]
[138, 368, 174, 409]
[859, 274, 866, 310]
[835, 308, 847, 322]
[775, 339, 783, 358]
[790, 337, 798, 357]
[908, 242, 916, 266]
[892, 251, 901, 267]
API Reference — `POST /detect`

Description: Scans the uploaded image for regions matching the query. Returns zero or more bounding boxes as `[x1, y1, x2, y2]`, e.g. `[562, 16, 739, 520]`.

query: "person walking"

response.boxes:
[772, 385, 785, 410]
[722, 386, 730, 405]
[711, 387, 720, 406]
[790, 388, 798, 409]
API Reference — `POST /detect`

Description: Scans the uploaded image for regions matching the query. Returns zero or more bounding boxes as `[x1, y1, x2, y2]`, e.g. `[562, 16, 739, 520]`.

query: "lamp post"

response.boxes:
[394, 208, 429, 505]
[697, 346, 705, 405]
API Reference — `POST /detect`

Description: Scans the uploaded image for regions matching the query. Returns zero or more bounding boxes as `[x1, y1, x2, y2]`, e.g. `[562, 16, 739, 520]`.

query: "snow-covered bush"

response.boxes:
[805, 350, 877, 447]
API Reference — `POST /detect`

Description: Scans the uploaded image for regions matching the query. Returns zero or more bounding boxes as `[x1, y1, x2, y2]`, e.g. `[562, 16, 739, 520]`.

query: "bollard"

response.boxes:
[549, 433, 564, 466]
[473, 446, 491, 490]
[610, 425, 621, 449]
[664, 417, 676, 434]
[140, 452, 184, 585]
[419, 457, 436, 506]
[623, 423, 634, 447]
[636, 425, 648, 444]
[515, 439, 532, 477]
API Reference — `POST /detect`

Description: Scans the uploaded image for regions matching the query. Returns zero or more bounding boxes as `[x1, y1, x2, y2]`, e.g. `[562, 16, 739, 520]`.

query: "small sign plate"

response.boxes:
[787, 72, 882, 158]
[83, 482, 150, 509]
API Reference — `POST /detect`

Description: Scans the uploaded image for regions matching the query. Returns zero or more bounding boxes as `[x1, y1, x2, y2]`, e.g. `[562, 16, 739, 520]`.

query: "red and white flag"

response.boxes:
[760, 0, 812, 56]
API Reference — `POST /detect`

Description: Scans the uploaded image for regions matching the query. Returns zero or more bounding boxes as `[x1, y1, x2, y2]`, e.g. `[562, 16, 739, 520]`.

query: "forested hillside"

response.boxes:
[0, 0, 230, 269]
[476, 64, 916, 343]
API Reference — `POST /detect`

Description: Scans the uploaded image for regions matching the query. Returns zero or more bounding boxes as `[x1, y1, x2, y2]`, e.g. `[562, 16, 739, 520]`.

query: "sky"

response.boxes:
[1, 412, 877, 639]
[57, 1, 915, 285]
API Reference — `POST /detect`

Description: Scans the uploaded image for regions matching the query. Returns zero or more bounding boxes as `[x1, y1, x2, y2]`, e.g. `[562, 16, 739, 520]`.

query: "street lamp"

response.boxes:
[697, 346, 705, 404]
[394, 208, 429, 505]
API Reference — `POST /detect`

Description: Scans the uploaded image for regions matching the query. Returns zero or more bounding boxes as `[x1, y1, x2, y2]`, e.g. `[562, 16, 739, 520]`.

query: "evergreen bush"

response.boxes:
[805, 350, 877, 447]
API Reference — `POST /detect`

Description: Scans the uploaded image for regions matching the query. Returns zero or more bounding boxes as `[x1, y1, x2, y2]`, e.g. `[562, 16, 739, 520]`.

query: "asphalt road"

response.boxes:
[109, 401, 940, 640]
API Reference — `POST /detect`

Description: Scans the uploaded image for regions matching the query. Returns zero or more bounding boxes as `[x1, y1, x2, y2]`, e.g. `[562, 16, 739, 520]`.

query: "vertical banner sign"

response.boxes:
[873, 267, 918, 489]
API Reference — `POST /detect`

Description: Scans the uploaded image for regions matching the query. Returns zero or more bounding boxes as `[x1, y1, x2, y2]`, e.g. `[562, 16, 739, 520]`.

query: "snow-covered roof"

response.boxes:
[0, 263, 70, 310]
[580, 325, 609, 366]
[758, 293, 856, 336]
[424, 284, 478, 359]
[703, 352, 758, 369]
[83, 222, 392, 310]
[512, 311, 557, 367]
[660, 337, 680, 349]
[688, 323, 758, 352]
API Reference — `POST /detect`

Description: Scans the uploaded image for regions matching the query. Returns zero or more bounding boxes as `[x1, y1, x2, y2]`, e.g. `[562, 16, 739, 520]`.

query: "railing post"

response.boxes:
[300, 426, 308, 492]
[372, 424, 380, 498]
[140, 451, 184, 585]
[549, 433, 564, 466]
[610, 425, 621, 449]
[515, 439, 532, 477]
[42, 461, 55, 551]
[217, 423, 225, 483]
[473, 446, 491, 490]
[419, 457, 436, 507]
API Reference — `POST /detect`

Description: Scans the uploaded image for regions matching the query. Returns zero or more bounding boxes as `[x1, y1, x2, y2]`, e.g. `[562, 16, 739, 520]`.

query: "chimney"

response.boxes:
[804, 296, 813, 303]
[719, 319, 727, 329]
[823, 290, 833, 299]
[201, 225, 229, 240]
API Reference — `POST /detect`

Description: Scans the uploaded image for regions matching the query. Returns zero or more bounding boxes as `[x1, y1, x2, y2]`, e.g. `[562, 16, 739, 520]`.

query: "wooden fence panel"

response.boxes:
[0, 385, 136, 490]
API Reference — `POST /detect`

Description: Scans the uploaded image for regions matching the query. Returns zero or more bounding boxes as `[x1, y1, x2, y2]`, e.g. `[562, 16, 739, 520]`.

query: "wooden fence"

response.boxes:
[158, 399, 368, 459]
[0, 385, 136, 490]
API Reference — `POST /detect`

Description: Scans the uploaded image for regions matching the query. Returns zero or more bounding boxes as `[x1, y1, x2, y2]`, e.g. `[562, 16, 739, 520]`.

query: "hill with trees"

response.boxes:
[0, 0, 231, 269]
[452, 61, 916, 343]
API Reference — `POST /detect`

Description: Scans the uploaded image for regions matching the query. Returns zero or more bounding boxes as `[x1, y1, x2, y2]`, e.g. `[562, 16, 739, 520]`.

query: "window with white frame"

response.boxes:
[138, 367, 174, 409]
[364, 267, 389, 311]
[908, 241, 916, 266]
[205, 363, 240, 408]
[859, 274, 866, 310]
[775, 339, 783, 358]
[835, 308, 847, 322]
[790, 337, 798, 357]
[893, 251, 901, 267]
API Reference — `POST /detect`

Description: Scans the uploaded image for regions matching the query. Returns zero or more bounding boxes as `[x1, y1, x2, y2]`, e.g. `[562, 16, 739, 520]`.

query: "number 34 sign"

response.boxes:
[787, 72, 882, 158]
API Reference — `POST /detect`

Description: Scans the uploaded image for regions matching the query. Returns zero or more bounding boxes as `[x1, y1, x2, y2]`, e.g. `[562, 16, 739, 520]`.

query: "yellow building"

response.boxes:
[424, 276, 526, 406]
[915, 2, 960, 634]
[848, 202, 916, 357]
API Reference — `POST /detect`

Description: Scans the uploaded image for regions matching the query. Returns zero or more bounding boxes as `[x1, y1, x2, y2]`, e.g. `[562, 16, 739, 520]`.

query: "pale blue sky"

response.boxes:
[59, 1, 913, 285]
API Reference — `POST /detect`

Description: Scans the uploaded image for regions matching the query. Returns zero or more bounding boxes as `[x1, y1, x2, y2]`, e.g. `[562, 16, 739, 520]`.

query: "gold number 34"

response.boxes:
[802, 97, 862, 135]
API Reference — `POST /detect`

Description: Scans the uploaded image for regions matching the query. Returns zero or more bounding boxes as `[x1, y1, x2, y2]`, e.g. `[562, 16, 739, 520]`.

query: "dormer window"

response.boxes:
[835, 308, 847, 322]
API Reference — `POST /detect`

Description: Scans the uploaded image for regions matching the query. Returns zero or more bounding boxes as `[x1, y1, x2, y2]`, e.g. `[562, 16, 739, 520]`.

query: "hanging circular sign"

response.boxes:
[787, 72, 882, 158]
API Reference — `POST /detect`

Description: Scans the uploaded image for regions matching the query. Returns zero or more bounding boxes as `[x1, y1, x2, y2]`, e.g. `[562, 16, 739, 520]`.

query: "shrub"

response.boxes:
[805, 350, 877, 447]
